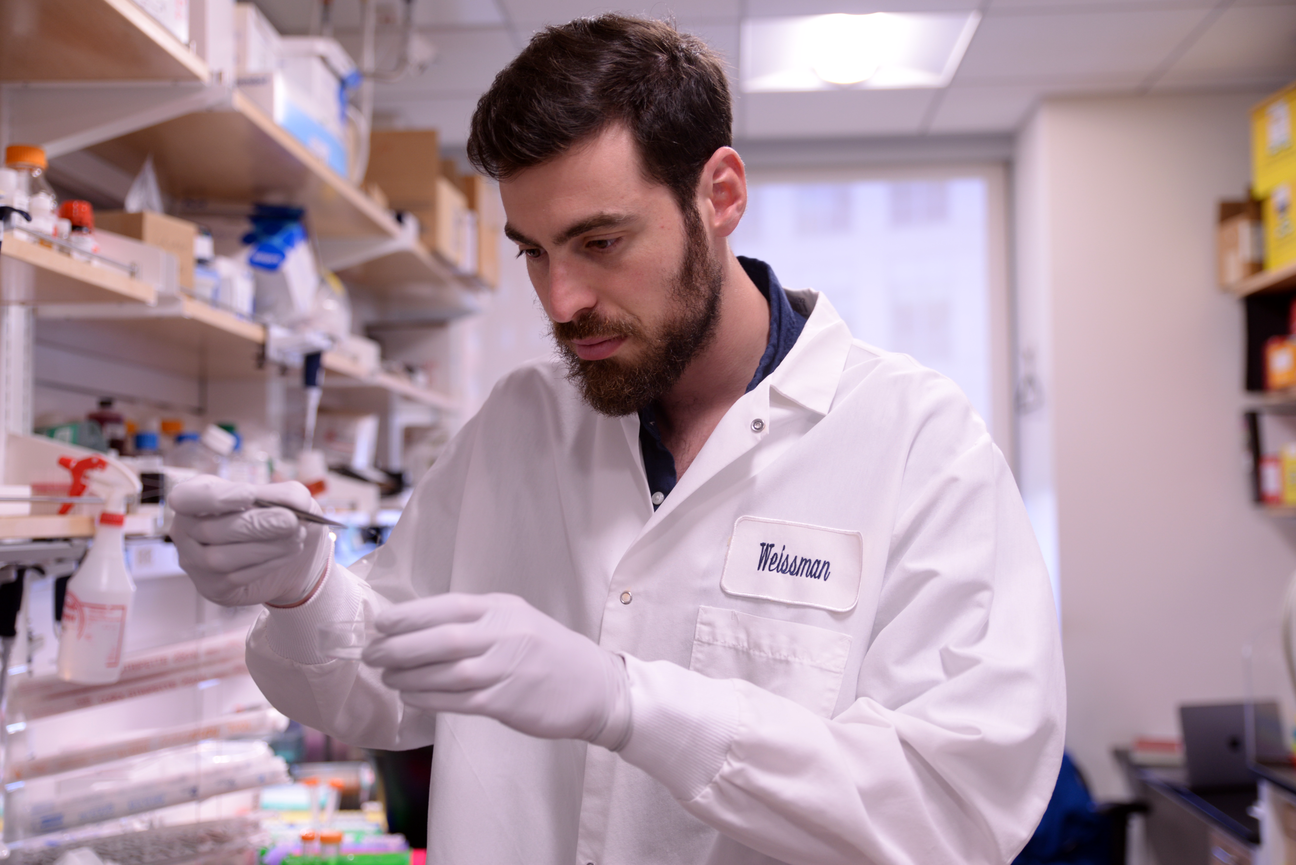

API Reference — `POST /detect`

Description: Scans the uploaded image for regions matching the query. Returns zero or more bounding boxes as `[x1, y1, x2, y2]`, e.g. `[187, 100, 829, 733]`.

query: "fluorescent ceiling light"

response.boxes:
[741, 12, 980, 93]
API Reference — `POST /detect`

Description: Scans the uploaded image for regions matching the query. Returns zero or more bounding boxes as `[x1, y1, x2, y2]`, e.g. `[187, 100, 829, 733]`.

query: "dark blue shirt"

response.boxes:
[639, 257, 807, 509]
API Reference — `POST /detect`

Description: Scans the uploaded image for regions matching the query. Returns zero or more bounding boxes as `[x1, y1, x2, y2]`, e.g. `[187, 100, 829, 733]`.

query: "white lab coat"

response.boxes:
[246, 289, 1065, 865]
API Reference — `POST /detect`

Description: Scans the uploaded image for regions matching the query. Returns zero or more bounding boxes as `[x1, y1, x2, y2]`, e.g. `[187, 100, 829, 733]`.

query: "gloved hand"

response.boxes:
[169, 475, 332, 608]
[362, 593, 633, 750]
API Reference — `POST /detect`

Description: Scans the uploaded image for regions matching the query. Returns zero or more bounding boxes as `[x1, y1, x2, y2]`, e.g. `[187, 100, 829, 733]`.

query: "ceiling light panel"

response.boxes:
[741, 11, 980, 93]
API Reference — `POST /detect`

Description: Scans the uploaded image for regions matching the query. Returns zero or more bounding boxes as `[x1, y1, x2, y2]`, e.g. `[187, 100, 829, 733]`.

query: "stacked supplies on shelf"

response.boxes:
[5, 741, 288, 839]
[6, 815, 265, 865]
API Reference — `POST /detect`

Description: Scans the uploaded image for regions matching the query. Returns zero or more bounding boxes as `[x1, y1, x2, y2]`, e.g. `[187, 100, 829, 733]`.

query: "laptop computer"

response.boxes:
[1179, 700, 1287, 790]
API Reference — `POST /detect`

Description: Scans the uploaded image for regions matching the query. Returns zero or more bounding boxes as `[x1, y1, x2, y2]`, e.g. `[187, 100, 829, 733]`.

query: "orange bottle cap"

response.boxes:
[320, 829, 344, 843]
[160, 419, 184, 435]
[328, 778, 346, 789]
[302, 777, 320, 786]
[300, 830, 317, 842]
[4, 145, 47, 170]
[58, 200, 94, 230]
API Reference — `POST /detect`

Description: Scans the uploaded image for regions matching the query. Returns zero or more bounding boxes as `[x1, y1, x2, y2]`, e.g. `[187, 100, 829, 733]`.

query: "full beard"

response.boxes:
[553, 206, 725, 417]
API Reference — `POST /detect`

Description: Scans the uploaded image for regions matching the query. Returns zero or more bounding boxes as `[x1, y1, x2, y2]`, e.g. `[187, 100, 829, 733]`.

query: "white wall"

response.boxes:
[1016, 92, 1296, 799]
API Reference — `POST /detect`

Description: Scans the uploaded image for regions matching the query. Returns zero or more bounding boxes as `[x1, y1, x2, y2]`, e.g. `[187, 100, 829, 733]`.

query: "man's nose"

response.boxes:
[546, 261, 598, 323]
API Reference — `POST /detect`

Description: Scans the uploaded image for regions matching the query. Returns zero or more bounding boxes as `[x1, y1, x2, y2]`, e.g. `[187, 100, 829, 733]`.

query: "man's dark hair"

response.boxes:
[467, 14, 733, 214]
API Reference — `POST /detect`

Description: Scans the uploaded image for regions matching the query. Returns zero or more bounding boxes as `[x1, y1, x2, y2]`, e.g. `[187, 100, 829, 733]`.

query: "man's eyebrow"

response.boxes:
[503, 223, 536, 246]
[504, 213, 634, 249]
[553, 212, 632, 245]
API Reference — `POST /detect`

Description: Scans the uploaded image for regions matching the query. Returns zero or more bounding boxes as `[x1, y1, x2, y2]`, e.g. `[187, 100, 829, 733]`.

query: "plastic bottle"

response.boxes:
[159, 418, 185, 456]
[4, 145, 56, 236]
[88, 398, 127, 454]
[57, 459, 141, 684]
[58, 200, 99, 259]
[168, 425, 236, 477]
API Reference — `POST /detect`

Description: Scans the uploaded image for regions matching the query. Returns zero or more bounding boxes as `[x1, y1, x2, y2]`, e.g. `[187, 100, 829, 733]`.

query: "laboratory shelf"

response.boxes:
[1225, 260, 1296, 297]
[0, 0, 208, 82]
[88, 91, 391, 239]
[37, 295, 266, 379]
[323, 350, 457, 410]
[1, 233, 156, 306]
[0, 514, 93, 540]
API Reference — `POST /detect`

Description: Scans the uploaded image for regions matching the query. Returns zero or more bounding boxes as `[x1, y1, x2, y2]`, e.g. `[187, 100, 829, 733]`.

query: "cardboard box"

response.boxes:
[1253, 83, 1296, 198]
[453, 172, 501, 287]
[1264, 181, 1296, 273]
[95, 211, 197, 291]
[1218, 199, 1264, 287]
[234, 2, 281, 74]
[238, 71, 348, 176]
[364, 129, 441, 208]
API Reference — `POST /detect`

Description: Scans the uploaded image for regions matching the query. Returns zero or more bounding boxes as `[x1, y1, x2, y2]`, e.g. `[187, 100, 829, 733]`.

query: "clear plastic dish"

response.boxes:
[318, 620, 376, 661]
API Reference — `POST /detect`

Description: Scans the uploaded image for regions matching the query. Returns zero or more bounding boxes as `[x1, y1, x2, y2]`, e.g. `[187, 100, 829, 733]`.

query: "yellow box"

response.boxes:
[1264, 181, 1296, 272]
[1252, 83, 1296, 198]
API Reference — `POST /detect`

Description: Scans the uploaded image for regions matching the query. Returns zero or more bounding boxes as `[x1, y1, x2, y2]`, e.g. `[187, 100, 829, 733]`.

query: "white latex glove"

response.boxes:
[362, 593, 633, 750]
[169, 475, 332, 608]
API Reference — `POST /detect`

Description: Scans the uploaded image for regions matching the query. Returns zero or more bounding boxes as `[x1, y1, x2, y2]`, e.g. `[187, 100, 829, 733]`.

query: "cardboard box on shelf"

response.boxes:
[233, 2, 282, 74]
[1264, 181, 1295, 273]
[456, 173, 501, 287]
[95, 211, 197, 291]
[238, 72, 349, 177]
[1218, 199, 1264, 287]
[364, 129, 441, 207]
[133, 0, 189, 46]
[1253, 83, 1296, 198]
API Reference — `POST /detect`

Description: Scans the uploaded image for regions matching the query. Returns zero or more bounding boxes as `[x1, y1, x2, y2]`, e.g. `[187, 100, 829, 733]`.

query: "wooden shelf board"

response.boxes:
[1226, 260, 1296, 297]
[0, 0, 207, 82]
[322, 351, 456, 409]
[0, 515, 93, 540]
[1, 233, 156, 305]
[38, 297, 266, 379]
[88, 92, 398, 240]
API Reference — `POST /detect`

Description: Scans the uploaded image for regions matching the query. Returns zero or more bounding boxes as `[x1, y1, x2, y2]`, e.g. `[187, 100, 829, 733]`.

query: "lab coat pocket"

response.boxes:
[689, 605, 852, 717]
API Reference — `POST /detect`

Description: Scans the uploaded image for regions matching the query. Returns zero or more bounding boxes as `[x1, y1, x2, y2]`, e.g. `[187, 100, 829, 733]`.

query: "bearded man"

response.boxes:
[169, 14, 1064, 865]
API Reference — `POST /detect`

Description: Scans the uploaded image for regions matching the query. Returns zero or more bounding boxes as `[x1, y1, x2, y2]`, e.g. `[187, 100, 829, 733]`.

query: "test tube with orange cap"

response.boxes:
[323, 777, 345, 827]
[319, 828, 344, 862]
[302, 776, 321, 828]
[299, 829, 319, 859]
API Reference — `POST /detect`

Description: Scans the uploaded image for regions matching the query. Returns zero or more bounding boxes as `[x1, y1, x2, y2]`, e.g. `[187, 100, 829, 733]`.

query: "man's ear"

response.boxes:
[697, 147, 747, 239]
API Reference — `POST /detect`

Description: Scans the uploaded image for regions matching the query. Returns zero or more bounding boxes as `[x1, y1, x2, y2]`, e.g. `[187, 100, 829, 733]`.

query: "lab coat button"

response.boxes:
[751, 418, 765, 432]
[651, 491, 665, 506]
[620, 591, 632, 605]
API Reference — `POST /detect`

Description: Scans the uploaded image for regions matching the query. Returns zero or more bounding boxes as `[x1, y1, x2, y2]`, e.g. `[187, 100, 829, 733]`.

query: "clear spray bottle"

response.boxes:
[57, 458, 143, 684]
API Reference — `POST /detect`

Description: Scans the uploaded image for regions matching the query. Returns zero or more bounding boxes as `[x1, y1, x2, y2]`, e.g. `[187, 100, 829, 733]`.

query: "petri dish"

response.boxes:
[318, 620, 376, 660]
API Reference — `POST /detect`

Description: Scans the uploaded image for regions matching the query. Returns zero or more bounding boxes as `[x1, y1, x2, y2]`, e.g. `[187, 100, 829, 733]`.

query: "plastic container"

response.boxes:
[319, 829, 343, 863]
[168, 425, 236, 477]
[4, 145, 56, 234]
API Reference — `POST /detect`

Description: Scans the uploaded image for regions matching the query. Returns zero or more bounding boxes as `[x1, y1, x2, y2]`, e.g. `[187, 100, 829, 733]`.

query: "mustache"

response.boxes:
[552, 312, 642, 343]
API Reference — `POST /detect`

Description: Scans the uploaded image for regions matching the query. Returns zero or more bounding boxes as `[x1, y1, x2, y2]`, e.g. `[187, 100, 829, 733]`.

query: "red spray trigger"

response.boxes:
[57, 456, 107, 515]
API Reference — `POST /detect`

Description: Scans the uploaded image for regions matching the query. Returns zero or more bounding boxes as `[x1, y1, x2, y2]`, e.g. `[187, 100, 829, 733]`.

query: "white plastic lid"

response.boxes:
[201, 423, 236, 457]
[297, 449, 327, 482]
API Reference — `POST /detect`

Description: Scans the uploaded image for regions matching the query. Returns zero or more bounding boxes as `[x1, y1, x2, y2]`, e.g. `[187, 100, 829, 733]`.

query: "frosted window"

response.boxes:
[731, 176, 991, 427]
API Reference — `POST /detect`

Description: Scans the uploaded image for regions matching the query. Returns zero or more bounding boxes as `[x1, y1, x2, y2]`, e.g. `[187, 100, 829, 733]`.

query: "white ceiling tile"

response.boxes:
[373, 97, 483, 146]
[253, 0, 504, 34]
[987, 0, 1216, 9]
[925, 85, 1040, 133]
[954, 7, 1208, 84]
[740, 88, 935, 138]
[1152, 3, 1296, 88]
[745, 0, 979, 15]
[369, 28, 517, 97]
[501, 0, 741, 30]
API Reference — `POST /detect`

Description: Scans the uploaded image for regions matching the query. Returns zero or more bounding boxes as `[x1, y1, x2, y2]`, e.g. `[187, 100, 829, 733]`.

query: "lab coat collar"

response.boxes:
[622, 287, 855, 529]
[762, 288, 854, 417]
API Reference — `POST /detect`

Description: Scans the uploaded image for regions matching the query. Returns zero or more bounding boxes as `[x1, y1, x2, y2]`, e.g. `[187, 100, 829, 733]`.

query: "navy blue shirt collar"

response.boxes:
[638, 257, 808, 509]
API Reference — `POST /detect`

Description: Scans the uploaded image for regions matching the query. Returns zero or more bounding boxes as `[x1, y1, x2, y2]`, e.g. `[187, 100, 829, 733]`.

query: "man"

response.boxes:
[171, 14, 1064, 865]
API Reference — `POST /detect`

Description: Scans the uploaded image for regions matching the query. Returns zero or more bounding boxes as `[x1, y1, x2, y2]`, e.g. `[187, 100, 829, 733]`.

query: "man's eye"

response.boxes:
[587, 238, 619, 252]
[516, 247, 543, 260]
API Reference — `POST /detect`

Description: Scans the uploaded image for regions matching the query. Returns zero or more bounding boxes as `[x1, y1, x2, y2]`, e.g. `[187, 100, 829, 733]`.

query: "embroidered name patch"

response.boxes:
[720, 516, 864, 612]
